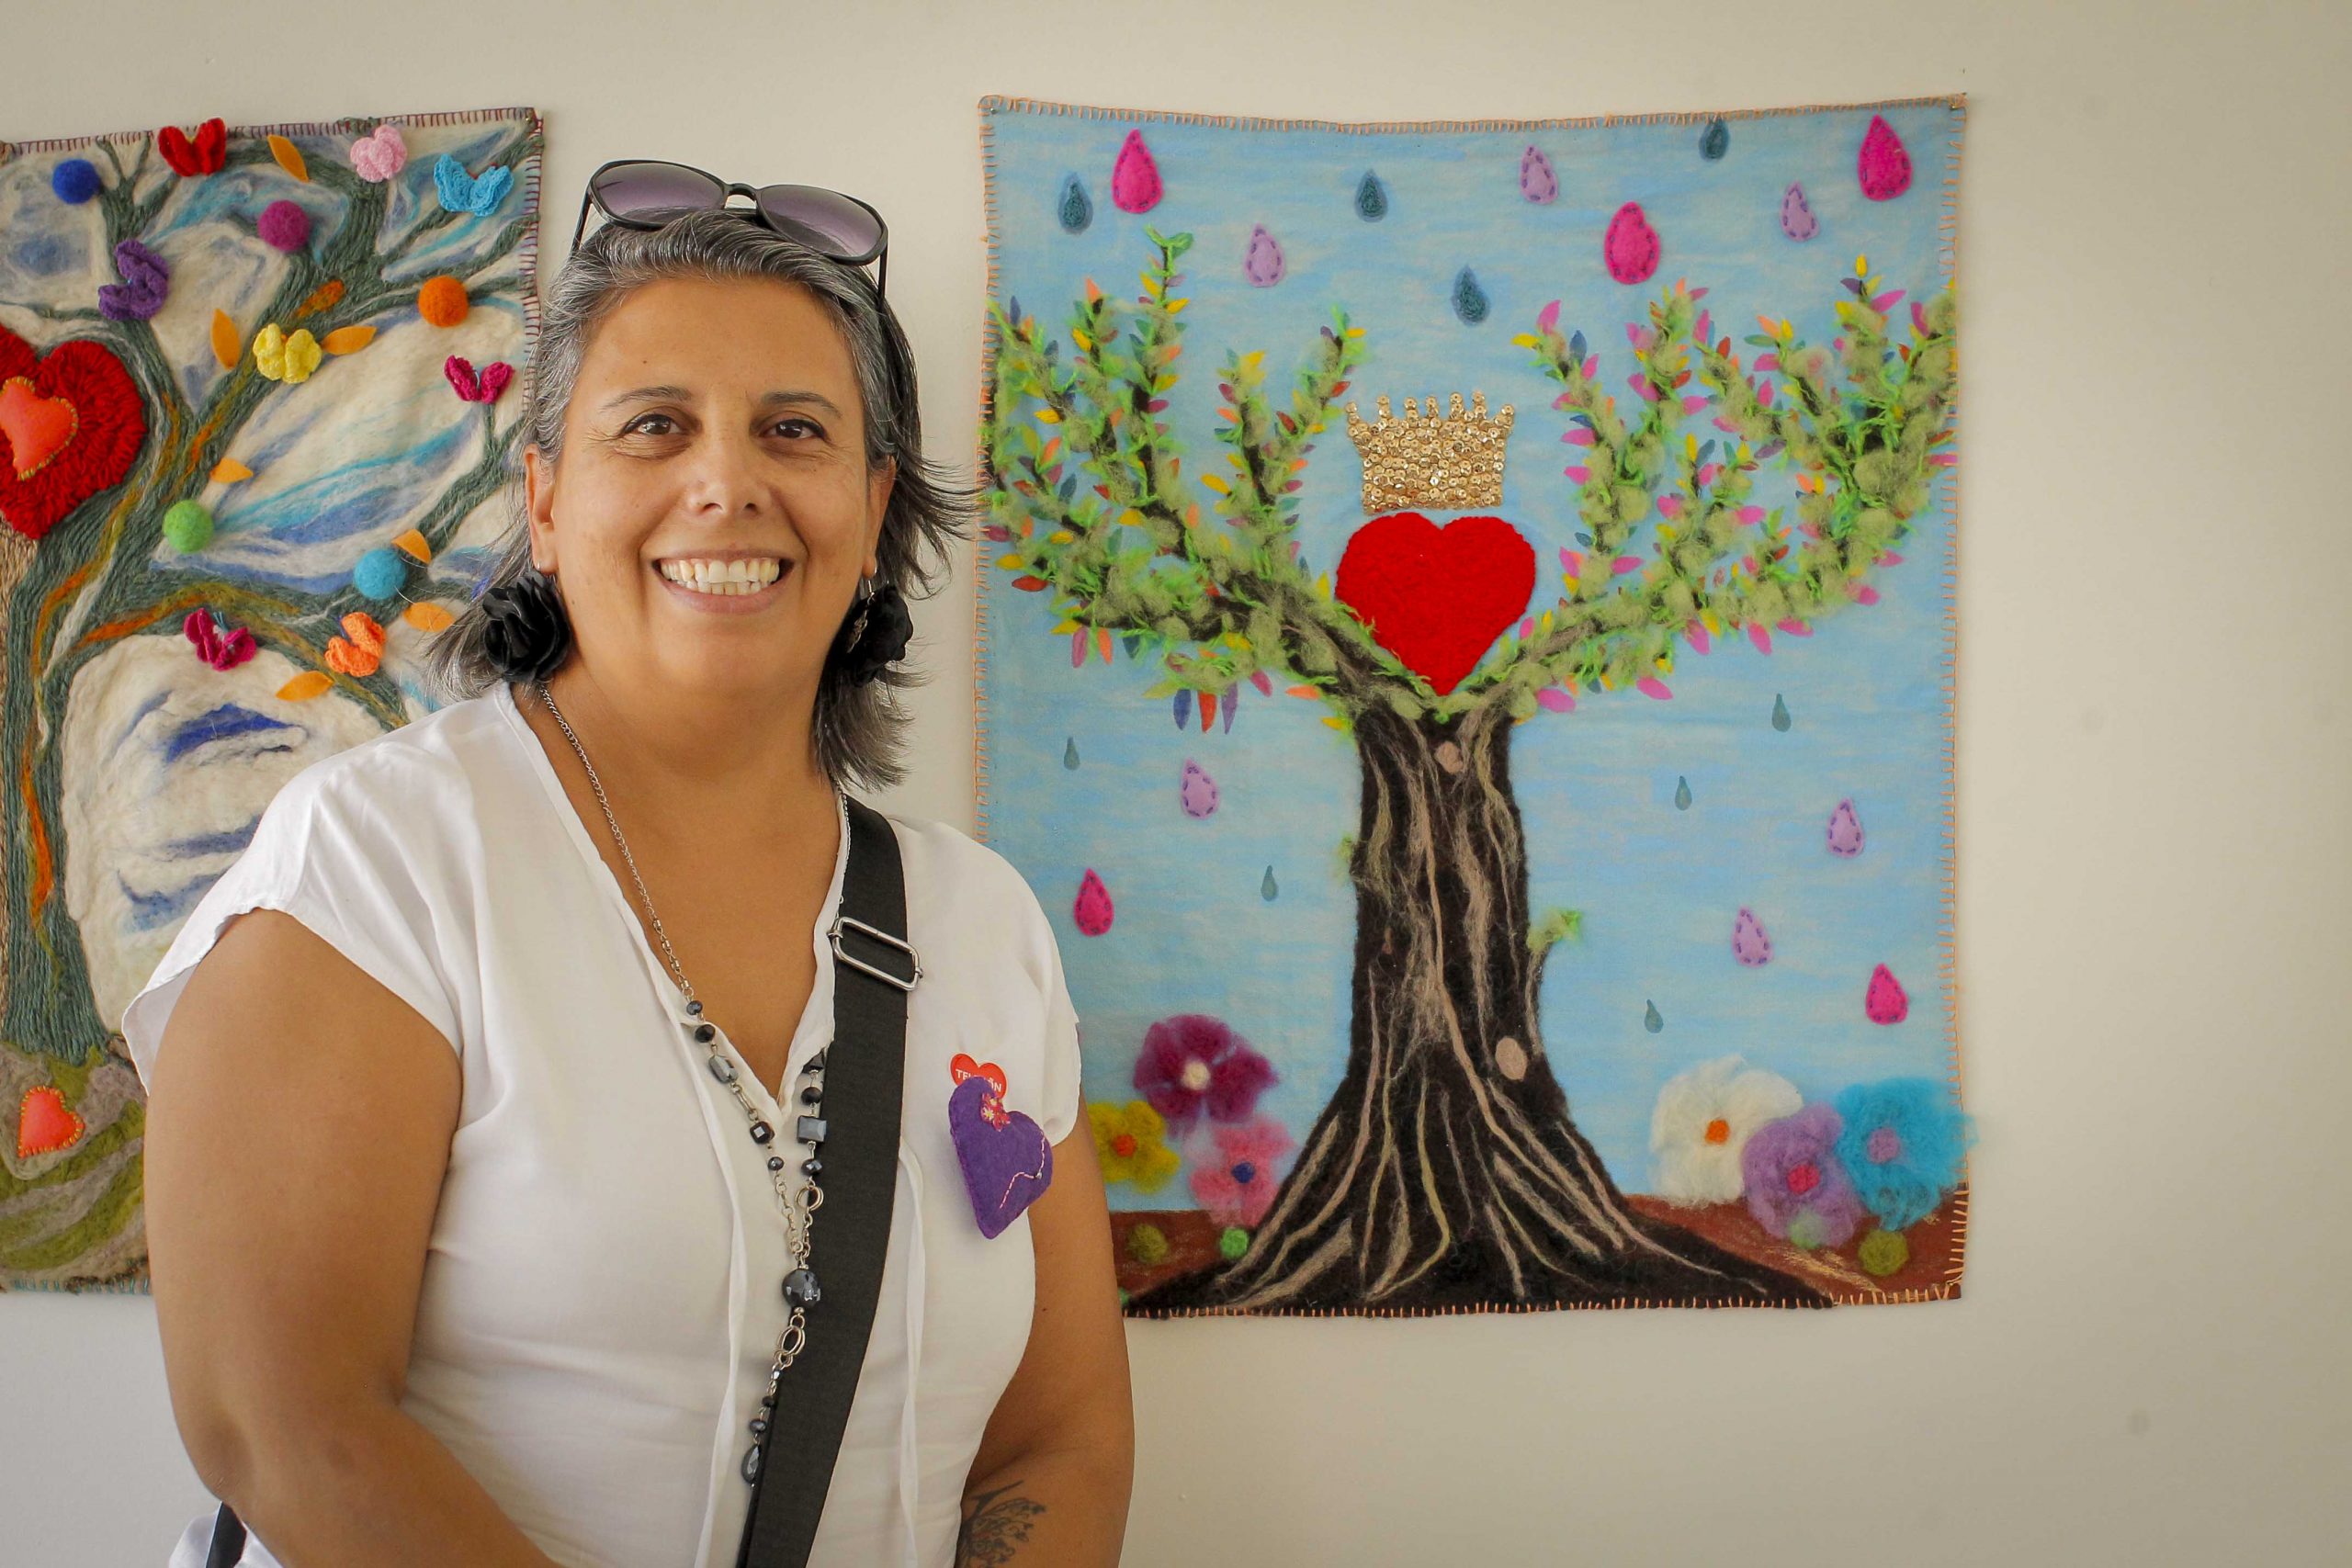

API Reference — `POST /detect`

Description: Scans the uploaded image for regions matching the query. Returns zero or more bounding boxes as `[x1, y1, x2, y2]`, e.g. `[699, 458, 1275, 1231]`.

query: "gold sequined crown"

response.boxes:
[1343, 390, 1516, 513]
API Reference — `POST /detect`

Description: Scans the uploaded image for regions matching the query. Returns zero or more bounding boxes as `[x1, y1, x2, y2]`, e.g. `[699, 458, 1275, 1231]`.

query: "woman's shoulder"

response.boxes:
[876, 808, 1057, 935]
[265, 690, 511, 831]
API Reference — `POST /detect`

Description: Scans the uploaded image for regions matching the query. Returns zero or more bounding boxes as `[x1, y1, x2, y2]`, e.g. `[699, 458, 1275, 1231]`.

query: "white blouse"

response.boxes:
[119, 679, 1082, 1568]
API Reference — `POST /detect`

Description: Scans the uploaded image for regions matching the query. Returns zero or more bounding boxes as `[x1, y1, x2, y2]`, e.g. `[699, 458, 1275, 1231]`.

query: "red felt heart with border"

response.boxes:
[17, 1086, 85, 1160]
[0, 327, 148, 541]
[1333, 511, 1537, 694]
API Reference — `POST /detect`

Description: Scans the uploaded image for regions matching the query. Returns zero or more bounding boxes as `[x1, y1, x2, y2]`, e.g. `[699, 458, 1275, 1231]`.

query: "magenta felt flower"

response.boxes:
[1133, 1012, 1275, 1135]
[1189, 1116, 1295, 1229]
[1739, 1102, 1866, 1248]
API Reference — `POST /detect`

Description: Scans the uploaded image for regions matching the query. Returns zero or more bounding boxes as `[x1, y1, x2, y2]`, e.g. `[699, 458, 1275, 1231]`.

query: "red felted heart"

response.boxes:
[157, 118, 227, 176]
[0, 328, 148, 541]
[1333, 511, 1537, 694]
[17, 1086, 85, 1160]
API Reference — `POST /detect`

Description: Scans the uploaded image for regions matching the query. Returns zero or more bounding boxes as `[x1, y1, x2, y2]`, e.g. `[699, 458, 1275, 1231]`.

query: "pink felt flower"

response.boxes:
[1189, 1116, 1295, 1228]
[1133, 1012, 1275, 1136]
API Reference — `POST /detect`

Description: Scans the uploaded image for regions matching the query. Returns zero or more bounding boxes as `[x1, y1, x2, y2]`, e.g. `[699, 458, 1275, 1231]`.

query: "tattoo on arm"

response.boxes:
[956, 1481, 1046, 1566]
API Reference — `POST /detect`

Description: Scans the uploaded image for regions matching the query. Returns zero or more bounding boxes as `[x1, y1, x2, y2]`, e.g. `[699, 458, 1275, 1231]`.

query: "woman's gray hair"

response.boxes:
[422, 206, 972, 793]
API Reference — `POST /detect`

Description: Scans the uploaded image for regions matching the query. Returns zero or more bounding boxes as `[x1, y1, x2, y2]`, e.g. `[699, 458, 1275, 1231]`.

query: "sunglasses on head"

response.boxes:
[572, 158, 890, 296]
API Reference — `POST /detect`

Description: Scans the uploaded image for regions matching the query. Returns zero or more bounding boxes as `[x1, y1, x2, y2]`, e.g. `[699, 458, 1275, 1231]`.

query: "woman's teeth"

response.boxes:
[657, 558, 784, 595]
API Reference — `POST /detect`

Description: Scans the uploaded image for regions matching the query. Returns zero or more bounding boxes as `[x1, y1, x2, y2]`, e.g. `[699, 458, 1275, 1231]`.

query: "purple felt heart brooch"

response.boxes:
[948, 1055, 1053, 1239]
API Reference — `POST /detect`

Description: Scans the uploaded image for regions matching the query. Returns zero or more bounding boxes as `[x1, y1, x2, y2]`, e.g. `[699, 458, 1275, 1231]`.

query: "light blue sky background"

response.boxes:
[977, 100, 1961, 1204]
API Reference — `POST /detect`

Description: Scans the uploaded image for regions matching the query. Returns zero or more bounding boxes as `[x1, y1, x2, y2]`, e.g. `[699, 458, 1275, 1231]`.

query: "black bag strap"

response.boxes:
[204, 1504, 244, 1566]
[205, 797, 913, 1568]
[738, 794, 912, 1567]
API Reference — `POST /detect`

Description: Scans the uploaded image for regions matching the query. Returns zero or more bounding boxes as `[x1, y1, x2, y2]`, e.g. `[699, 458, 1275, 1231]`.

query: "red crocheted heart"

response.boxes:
[1333, 511, 1536, 694]
[17, 1086, 85, 1160]
[157, 118, 226, 176]
[0, 328, 148, 541]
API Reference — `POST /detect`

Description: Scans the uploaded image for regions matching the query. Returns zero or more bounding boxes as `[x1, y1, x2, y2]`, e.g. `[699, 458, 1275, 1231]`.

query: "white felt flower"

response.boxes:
[1647, 1055, 1804, 1206]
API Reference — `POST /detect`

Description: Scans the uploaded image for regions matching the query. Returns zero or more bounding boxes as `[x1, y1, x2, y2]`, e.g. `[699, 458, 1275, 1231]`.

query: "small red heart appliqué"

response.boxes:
[17, 1086, 85, 1160]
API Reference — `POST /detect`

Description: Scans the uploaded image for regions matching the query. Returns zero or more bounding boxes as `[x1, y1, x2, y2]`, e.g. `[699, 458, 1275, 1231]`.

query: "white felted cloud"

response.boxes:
[1647, 1055, 1804, 1206]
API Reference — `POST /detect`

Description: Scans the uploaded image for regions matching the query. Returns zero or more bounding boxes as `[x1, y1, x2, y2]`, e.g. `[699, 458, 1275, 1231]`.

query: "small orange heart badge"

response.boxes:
[948, 1053, 1008, 1099]
[17, 1086, 85, 1159]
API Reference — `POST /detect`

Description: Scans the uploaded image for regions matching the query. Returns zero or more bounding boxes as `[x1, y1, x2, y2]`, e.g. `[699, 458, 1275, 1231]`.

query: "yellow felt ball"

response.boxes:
[416, 275, 469, 328]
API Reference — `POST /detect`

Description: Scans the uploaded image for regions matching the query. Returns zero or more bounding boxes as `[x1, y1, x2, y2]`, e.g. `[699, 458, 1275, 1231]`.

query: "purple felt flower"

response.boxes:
[1739, 1102, 1865, 1248]
[1133, 1012, 1275, 1137]
[96, 239, 168, 321]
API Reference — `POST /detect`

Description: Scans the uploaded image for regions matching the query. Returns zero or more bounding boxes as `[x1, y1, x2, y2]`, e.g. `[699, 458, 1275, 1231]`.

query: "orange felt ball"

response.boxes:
[416, 276, 469, 327]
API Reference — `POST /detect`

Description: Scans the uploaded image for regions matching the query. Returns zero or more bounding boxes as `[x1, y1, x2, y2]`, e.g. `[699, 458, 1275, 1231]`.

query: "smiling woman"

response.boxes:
[123, 204, 1134, 1568]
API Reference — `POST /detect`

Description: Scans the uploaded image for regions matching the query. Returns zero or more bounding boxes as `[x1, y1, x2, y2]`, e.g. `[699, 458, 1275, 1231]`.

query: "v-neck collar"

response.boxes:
[492, 678, 854, 1109]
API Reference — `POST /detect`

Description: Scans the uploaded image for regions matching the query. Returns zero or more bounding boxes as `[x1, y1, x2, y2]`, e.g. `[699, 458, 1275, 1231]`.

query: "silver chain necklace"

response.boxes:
[534, 679, 841, 1488]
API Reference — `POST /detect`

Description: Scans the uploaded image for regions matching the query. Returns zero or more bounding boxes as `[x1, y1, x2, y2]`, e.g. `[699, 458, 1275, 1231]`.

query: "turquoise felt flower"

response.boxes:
[1832, 1077, 1975, 1229]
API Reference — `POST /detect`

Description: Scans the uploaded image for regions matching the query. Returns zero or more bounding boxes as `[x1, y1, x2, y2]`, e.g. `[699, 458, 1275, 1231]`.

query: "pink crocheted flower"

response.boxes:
[1133, 1012, 1275, 1137]
[1189, 1116, 1295, 1229]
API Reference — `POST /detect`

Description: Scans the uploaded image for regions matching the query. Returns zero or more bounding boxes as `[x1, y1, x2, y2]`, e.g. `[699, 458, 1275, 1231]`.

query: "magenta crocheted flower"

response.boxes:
[1189, 1116, 1295, 1229]
[1133, 1012, 1275, 1136]
[1738, 1102, 1866, 1248]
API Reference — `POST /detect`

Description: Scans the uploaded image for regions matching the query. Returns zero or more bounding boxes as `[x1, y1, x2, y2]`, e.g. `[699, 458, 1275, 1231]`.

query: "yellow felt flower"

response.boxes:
[252, 323, 322, 385]
[1088, 1100, 1180, 1193]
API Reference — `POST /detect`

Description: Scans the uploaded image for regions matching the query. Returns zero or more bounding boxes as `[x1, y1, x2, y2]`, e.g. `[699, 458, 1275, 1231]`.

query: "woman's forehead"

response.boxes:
[583, 276, 856, 389]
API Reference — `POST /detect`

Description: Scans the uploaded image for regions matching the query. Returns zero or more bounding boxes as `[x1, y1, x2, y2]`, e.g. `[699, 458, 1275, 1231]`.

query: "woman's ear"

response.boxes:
[864, 457, 898, 578]
[523, 444, 559, 573]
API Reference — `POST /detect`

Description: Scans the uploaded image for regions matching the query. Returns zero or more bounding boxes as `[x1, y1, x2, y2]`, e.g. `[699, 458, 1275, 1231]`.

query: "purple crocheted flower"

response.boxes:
[1133, 1012, 1275, 1137]
[1739, 1102, 1865, 1248]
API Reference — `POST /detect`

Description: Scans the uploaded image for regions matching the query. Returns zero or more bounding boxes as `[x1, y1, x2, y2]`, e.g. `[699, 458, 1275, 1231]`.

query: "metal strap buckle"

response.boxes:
[828, 915, 921, 992]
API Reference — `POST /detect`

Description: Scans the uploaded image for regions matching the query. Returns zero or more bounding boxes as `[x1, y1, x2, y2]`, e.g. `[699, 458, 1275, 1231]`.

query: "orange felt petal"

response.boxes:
[402, 601, 455, 632]
[391, 527, 433, 563]
[209, 458, 253, 482]
[209, 310, 241, 370]
[267, 134, 310, 181]
[276, 671, 333, 700]
[320, 324, 375, 355]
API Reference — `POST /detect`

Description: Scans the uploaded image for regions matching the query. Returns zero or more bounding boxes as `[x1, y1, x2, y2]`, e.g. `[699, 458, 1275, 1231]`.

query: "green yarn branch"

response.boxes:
[982, 232, 1955, 1311]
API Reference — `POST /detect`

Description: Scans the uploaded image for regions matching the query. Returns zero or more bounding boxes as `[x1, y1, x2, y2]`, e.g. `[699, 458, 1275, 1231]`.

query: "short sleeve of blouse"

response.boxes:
[118, 750, 468, 1090]
[1020, 874, 1084, 1146]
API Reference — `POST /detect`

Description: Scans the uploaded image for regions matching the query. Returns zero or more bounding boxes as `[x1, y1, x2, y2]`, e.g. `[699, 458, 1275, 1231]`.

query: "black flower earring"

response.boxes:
[480, 564, 573, 683]
[833, 573, 912, 685]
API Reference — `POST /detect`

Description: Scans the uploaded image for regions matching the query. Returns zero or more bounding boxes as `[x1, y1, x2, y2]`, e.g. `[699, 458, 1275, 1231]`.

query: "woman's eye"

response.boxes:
[773, 417, 822, 440]
[624, 413, 678, 436]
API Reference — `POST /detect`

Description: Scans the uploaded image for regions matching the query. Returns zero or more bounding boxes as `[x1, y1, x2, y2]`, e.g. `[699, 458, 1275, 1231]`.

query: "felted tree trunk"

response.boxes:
[1135, 703, 1827, 1312]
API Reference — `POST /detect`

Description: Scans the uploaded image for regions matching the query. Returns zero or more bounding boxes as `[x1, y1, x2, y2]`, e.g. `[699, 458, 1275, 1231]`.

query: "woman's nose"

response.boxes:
[682, 425, 769, 515]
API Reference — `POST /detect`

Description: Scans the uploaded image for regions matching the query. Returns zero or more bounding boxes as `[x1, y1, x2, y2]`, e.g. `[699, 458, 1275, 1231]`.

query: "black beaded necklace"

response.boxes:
[536, 679, 839, 1487]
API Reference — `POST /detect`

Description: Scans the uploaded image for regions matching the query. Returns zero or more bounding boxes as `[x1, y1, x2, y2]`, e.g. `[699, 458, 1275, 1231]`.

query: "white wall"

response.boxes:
[6, 1, 2348, 1562]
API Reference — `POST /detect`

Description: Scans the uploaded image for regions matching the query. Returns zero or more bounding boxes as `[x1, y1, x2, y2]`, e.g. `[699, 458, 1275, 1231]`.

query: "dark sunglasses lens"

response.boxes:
[594, 162, 724, 219]
[756, 186, 883, 259]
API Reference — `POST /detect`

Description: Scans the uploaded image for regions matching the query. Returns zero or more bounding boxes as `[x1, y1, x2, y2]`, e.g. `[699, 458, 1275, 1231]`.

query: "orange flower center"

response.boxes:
[1703, 1117, 1731, 1145]
[1112, 1133, 1138, 1157]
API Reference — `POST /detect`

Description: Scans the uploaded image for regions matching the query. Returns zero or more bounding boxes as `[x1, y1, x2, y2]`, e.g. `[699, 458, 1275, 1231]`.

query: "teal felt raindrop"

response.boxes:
[1354, 170, 1387, 221]
[1057, 175, 1092, 233]
[1451, 266, 1489, 324]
